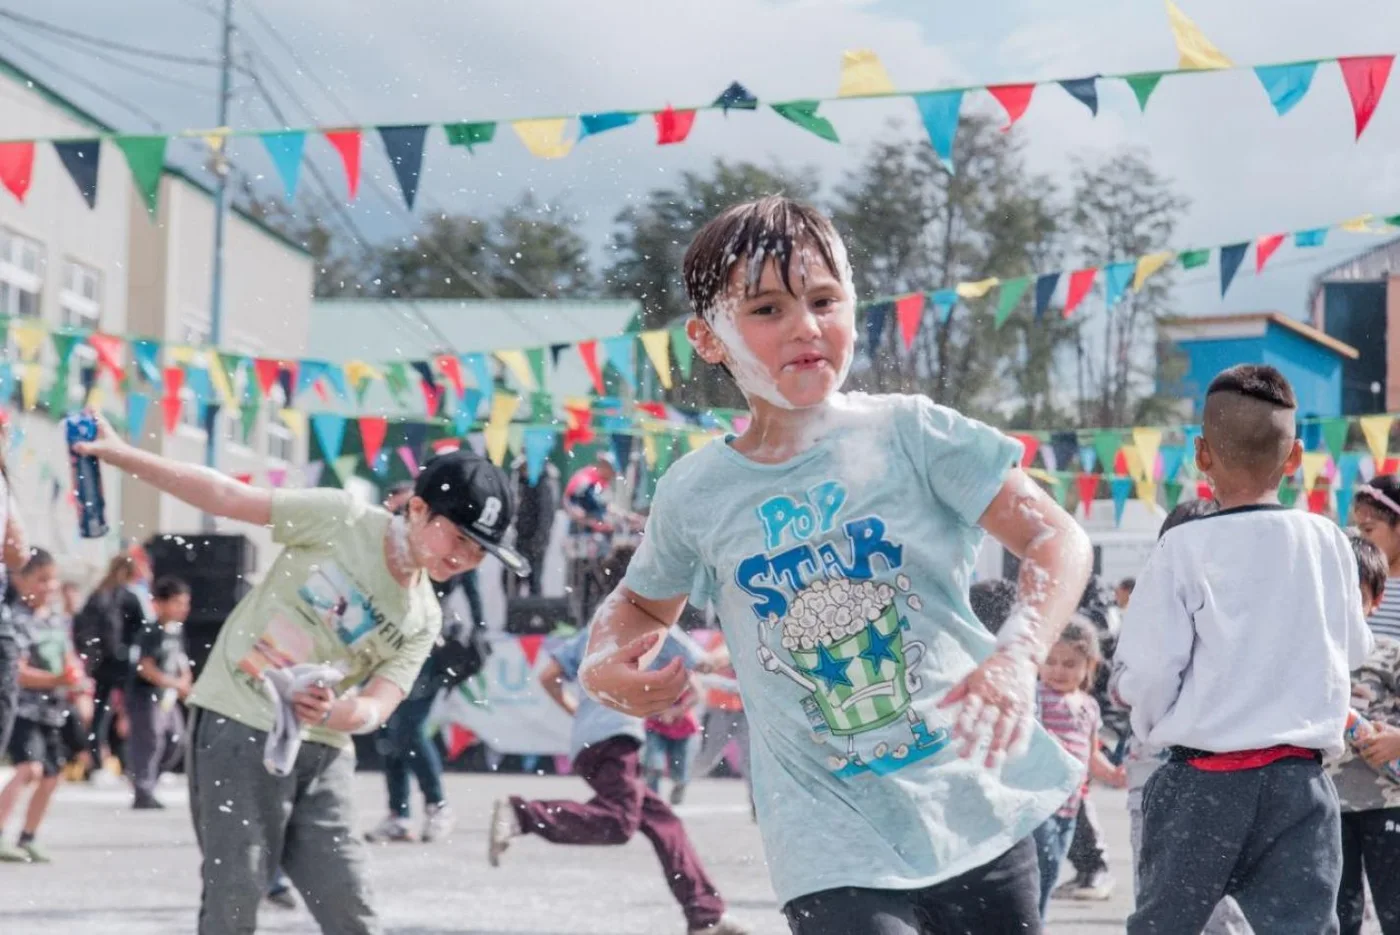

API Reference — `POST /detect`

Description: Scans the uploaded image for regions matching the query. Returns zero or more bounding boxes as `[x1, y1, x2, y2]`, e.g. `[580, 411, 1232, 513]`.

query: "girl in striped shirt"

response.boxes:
[1354, 475, 1400, 641]
[1033, 619, 1127, 921]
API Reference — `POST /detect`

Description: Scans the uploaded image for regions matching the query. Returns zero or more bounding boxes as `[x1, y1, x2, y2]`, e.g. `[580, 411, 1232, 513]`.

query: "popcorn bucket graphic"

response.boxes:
[791, 603, 920, 737]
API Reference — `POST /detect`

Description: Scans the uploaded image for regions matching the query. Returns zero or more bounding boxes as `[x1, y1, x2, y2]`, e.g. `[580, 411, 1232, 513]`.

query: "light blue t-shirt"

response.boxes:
[624, 392, 1082, 904]
[550, 626, 701, 759]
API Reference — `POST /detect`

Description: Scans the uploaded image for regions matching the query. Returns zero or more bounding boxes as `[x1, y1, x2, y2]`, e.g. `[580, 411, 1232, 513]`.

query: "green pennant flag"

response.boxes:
[114, 135, 168, 215]
[443, 121, 497, 151]
[1093, 431, 1123, 474]
[219, 353, 248, 398]
[1046, 473, 1068, 506]
[1163, 480, 1184, 512]
[526, 347, 548, 391]
[384, 362, 411, 404]
[771, 101, 839, 142]
[1278, 481, 1300, 509]
[655, 434, 677, 475]
[529, 390, 554, 422]
[50, 332, 81, 368]
[330, 454, 360, 488]
[1124, 73, 1164, 112]
[353, 374, 374, 407]
[1320, 417, 1350, 460]
[671, 327, 695, 380]
[1179, 249, 1210, 269]
[993, 276, 1031, 328]
[0, 317, 11, 350]
[240, 399, 260, 443]
[45, 365, 70, 413]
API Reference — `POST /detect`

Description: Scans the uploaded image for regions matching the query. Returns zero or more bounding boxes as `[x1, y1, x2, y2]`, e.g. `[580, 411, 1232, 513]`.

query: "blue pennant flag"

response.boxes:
[1182, 425, 1202, 455]
[54, 140, 100, 208]
[377, 124, 428, 210]
[461, 353, 494, 394]
[1104, 261, 1135, 307]
[1294, 228, 1328, 248]
[322, 364, 347, 400]
[1109, 476, 1134, 526]
[1338, 484, 1357, 524]
[296, 360, 328, 400]
[931, 290, 958, 324]
[185, 367, 214, 404]
[1159, 444, 1187, 483]
[913, 90, 962, 171]
[132, 339, 162, 390]
[714, 81, 758, 112]
[311, 413, 347, 460]
[1219, 243, 1249, 297]
[1337, 451, 1365, 486]
[1078, 445, 1097, 473]
[1254, 61, 1318, 117]
[371, 448, 391, 477]
[260, 130, 307, 200]
[1058, 76, 1099, 116]
[579, 112, 638, 140]
[601, 335, 637, 391]
[0, 362, 12, 408]
[127, 391, 150, 441]
[865, 301, 892, 349]
[455, 387, 484, 436]
[610, 433, 634, 471]
[523, 428, 558, 486]
[1034, 273, 1061, 321]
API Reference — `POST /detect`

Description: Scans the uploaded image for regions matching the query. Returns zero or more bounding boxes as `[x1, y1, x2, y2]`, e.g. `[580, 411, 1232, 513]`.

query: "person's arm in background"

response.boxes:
[537, 657, 577, 717]
[460, 570, 485, 628]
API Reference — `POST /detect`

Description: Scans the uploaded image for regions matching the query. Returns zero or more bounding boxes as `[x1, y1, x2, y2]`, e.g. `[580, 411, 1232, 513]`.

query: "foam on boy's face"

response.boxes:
[693, 243, 855, 411]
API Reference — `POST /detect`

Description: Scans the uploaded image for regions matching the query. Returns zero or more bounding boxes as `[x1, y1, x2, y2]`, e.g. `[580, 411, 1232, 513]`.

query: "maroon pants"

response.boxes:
[511, 736, 725, 929]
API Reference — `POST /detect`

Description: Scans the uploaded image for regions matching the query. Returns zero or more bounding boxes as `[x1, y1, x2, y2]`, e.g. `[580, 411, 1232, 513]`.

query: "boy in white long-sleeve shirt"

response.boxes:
[1115, 364, 1373, 935]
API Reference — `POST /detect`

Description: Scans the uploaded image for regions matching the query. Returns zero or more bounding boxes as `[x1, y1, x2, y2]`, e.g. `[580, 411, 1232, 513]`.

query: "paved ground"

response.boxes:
[0, 769, 1133, 934]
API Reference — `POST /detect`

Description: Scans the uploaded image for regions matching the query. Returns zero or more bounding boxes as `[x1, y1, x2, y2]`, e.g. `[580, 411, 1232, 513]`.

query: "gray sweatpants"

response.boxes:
[1130, 757, 1341, 935]
[187, 708, 379, 935]
[127, 690, 184, 798]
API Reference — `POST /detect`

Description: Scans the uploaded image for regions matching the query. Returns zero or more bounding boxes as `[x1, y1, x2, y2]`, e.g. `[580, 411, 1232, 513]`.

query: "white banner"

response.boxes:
[432, 632, 573, 757]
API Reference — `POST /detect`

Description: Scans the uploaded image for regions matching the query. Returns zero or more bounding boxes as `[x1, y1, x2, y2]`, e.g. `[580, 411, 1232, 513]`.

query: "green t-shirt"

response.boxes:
[188, 489, 442, 748]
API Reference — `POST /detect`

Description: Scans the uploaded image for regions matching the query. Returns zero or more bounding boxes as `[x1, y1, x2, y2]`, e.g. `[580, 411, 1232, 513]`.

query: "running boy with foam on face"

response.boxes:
[1115, 364, 1373, 934]
[580, 196, 1093, 934]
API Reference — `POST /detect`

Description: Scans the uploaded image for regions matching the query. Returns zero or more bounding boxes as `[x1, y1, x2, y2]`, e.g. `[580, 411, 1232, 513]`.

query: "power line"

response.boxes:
[0, 8, 225, 67]
[244, 0, 356, 123]
[0, 35, 163, 129]
[0, 14, 219, 93]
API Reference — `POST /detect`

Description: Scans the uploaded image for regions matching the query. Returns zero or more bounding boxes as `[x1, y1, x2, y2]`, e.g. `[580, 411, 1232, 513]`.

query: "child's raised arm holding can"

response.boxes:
[579, 196, 1092, 934]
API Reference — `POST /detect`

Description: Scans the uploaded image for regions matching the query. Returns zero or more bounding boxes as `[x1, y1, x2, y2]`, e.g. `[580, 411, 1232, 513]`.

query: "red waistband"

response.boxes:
[1178, 745, 1320, 772]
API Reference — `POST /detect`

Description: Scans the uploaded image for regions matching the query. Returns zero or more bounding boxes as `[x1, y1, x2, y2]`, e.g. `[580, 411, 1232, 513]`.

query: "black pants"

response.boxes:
[1339, 807, 1400, 934]
[1067, 797, 1108, 876]
[783, 837, 1041, 934]
[0, 626, 19, 756]
[89, 662, 127, 767]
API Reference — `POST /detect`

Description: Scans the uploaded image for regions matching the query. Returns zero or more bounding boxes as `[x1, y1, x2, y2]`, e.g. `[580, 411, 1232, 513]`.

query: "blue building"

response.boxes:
[1162, 312, 1359, 420]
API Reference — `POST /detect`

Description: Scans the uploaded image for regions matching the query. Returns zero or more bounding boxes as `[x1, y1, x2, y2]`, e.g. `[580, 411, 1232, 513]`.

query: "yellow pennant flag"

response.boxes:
[12, 323, 46, 361]
[640, 331, 673, 390]
[1122, 445, 1147, 483]
[688, 431, 714, 453]
[279, 408, 307, 439]
[20, 363, 42, 410]
[1166, 0, 1232, 70]
[1133, 252, 1175, 291]
[1132, 427, 1163, 479]
[643, 433, 659, 470]
[483, 424, 510, 466]
[1134, 477, 1157, 506]
[344, 360, 381, 386]
[1301, 452, 1331, 491]
[206, 353, 238, 408]
[495, 350, 536, 391]
[1341, 215, 1380, 234]
[485, 391, 520, 466]
[956, 278, 1000, 299]
[513, 118, 574, 159]
[85, 385, 104, 412]
[167, 345, 196, 365]
[837, 49, 895, 97]
[1361, 415, 1394, 466]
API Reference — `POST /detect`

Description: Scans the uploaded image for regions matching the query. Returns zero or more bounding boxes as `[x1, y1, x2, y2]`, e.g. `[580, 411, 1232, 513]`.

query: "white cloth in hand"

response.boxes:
[260, 663, 345, 776]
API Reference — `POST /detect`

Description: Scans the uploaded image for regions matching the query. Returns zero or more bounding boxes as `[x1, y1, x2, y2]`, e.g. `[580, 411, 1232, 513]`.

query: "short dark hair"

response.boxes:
[1349, 531, 1388, 605]
[1159, 497, 1219, 538]
[1202, 365, 1297, 477]
[682, 196, 848, 320]
[1356, 473, 1400, 527]
[970, 579, 1017, 635]
[20, 548, 54, 575]
[152, 576, 191, 601]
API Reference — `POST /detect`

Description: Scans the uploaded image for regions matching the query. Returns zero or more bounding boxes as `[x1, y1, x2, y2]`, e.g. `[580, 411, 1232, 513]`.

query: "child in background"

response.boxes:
[0, 549, 85, 862]
[1032, 619, 1126, 920]
[1115, 365, 1372, 934]
[1354, 474, 1400, 640]
[644, 674, 702, 804]
[126, 576, 193, 810]
[1331, 531, 1400, 934]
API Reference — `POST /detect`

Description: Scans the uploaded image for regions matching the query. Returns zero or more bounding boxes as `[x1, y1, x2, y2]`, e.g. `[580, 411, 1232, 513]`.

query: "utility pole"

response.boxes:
[203, 0, 234, 532]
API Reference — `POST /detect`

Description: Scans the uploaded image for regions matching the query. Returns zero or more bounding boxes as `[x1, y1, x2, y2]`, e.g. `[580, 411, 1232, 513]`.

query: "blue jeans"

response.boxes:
[383, 692, 443, 817]
[1033, 812, 1078, 919]
[643, 733, 694, 792]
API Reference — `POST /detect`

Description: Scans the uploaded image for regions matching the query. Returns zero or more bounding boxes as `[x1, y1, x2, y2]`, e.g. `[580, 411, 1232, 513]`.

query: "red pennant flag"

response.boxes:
[359, 416, 388, 466]
[0, 142, 35, 203]
[1113, 449, 1129, 475]
[253, 358, 281, 396]
[445, 724, 476, 760]
[435, 354, 466, 399]
[1076, 473, 1099, 515]
[1339, 56, 1394, 140]
[1255, 233, 1285, 273]
[162, 366, 186, 397]
[314, 379, 329, 402]
[564, 404, 594, 450]
[1063, 268, 1098, 318]
[988, 84, 1035, 130]
[233, 473, 253, 485]
[578, 340, 605, 394]
[894, 294, 926, 350]
[1012, 434, 1040, 469]
[431, 438, 461, 455]
[655, 106, 697, 145]
[161, 395, 183, 434]
[518, 634, 545, 667]
[1384, 457, 1400, 475]
[419, 379, 443, 416]
[324, 129, 362, 201]
[1196, 481, 1214, 500]
[87, 333, 126, 381]
[1307, 488, 1330, 514]
[636, 401, 668, 420]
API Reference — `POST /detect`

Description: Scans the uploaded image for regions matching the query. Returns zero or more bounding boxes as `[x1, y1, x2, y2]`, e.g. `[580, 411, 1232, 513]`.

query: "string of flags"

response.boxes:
[0, 6, 1390, 213]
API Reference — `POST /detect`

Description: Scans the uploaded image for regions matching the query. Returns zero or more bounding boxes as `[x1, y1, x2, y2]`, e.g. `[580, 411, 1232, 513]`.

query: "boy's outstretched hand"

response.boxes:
[70, 411, 128, 462]
[579, 631, 689, 718]
[939, 646, 1039, 769]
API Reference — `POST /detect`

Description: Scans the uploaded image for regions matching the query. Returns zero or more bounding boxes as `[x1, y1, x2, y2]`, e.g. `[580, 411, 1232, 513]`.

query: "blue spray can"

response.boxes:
[64, 411, 108, 539]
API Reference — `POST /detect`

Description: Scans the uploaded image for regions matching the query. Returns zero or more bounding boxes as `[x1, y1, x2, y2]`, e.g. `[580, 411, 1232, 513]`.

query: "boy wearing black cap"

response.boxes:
[74, 416, 527, 935]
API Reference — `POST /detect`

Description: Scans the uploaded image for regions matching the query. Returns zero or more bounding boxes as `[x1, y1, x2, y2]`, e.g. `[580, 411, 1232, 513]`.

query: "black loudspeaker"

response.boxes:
[505, 596, 572, 636]
[145, 534, 257, 675]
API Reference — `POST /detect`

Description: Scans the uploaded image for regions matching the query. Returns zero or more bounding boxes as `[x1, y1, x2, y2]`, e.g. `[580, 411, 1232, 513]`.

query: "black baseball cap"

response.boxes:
[414, 449, 530, 577]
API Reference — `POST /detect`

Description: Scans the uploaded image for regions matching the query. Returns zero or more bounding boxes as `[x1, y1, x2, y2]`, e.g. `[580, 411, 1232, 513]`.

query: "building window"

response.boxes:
[0, 229, 44, 319]
[60, 260, 100, 330]
[266, 409, 293, 462]
[179, 389, 206, 434]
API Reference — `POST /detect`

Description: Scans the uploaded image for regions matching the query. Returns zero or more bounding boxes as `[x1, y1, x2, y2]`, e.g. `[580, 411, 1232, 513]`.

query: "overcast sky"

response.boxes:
[4, 0, 1400, 321]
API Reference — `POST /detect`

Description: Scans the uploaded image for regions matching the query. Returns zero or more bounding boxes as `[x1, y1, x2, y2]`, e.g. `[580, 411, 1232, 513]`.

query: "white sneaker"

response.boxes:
[689, 916, 751, 935]
[363, 815, 416, 843]
[422, 801, 457, 842]
[487, 799, 519, 867]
